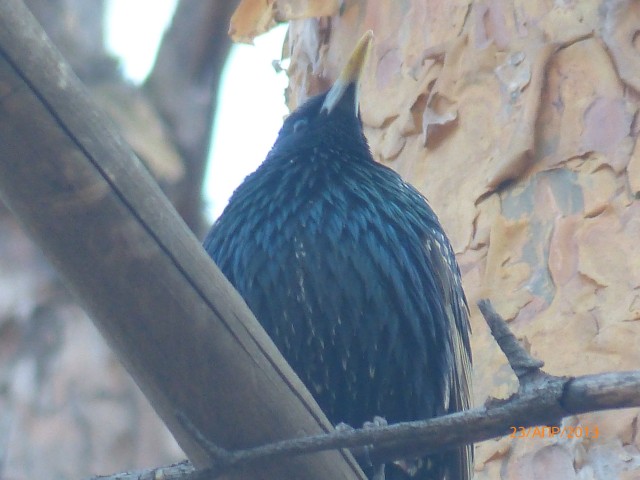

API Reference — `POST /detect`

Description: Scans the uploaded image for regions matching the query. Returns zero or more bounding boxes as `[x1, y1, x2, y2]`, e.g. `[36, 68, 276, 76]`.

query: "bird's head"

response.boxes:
[268, 31, 374, 160]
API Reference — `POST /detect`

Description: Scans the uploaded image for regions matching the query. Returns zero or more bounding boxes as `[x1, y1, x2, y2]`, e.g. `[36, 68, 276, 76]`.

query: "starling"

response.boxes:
[204, 32, 472, 480]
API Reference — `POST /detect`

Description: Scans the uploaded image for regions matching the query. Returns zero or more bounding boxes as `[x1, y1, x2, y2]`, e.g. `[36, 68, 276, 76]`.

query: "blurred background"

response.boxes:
[105, 0, 289, 221]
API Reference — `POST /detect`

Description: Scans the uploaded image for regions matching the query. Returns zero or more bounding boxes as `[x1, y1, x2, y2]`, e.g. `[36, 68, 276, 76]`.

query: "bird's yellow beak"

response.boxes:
[321, 30, 373, 115]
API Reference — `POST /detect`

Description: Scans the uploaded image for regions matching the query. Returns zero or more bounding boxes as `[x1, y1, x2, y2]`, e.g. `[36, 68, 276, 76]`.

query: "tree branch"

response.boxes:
[477, 299, 545, 379]
[179, 372, 639, 479]
[144, 0, 238, 234]
[88, 301, 640, 480]
[0, 2, 362, 479]
[89, 461, 196, 480]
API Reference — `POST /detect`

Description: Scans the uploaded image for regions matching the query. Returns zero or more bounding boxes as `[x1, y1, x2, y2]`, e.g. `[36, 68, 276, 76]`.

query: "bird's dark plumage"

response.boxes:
[204, 34, 472, 480]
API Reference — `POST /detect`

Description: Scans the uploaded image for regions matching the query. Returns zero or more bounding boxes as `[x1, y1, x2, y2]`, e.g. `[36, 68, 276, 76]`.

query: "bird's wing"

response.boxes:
[424, 231, 473, 480]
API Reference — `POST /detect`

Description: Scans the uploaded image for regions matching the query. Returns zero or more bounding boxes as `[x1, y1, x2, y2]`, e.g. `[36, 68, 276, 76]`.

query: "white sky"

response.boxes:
[104, 0, 289, 221]
[205, 27, 289, 219]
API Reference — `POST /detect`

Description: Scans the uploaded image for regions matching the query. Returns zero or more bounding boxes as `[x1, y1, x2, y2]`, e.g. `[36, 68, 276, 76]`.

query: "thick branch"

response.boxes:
[145, 0, 238, 233]
[0, 2, 362, 479]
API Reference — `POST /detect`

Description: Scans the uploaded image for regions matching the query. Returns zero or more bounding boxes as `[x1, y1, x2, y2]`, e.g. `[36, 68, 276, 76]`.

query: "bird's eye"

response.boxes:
[292, 118, 308, 133]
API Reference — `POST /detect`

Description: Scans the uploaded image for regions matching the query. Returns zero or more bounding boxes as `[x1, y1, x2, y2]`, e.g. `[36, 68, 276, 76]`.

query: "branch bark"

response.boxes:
[0, 2, 362, 479]
[182, 302, 640, 477]
[145, 0, 238, 234]
[182, 365, 640, 475]
[88, 301, 640, 480]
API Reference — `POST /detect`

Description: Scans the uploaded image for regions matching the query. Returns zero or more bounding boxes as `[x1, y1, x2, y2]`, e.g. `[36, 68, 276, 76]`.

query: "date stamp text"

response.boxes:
[510, 425, 599, 439]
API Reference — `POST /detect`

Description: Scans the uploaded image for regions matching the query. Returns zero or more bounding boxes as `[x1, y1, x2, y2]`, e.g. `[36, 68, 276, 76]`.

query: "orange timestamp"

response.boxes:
[509, 425, 599, 439]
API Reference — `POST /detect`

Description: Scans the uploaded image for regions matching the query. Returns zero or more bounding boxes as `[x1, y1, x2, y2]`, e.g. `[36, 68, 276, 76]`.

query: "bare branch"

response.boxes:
[89, 367, 640, 480]
[562, 371, 640, 413]
[88, 461, 195, 480]
[477, 299, 545, 377]
[476, 299, 553, 394]
[96, 295, 639, 480]
[145, 0, 238, 233]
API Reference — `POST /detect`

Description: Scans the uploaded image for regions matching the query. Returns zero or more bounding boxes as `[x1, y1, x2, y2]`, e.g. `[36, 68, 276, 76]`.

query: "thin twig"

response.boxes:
[176, 411, 232, 464]
[477, 299, 544, 378]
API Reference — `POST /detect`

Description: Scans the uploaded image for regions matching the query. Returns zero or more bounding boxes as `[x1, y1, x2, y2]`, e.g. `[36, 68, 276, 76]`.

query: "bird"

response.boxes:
[203, 31, 472, 480]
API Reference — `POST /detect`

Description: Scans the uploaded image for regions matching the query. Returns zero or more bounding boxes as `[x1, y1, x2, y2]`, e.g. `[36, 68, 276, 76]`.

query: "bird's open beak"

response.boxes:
[321, 30, 373, 115]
